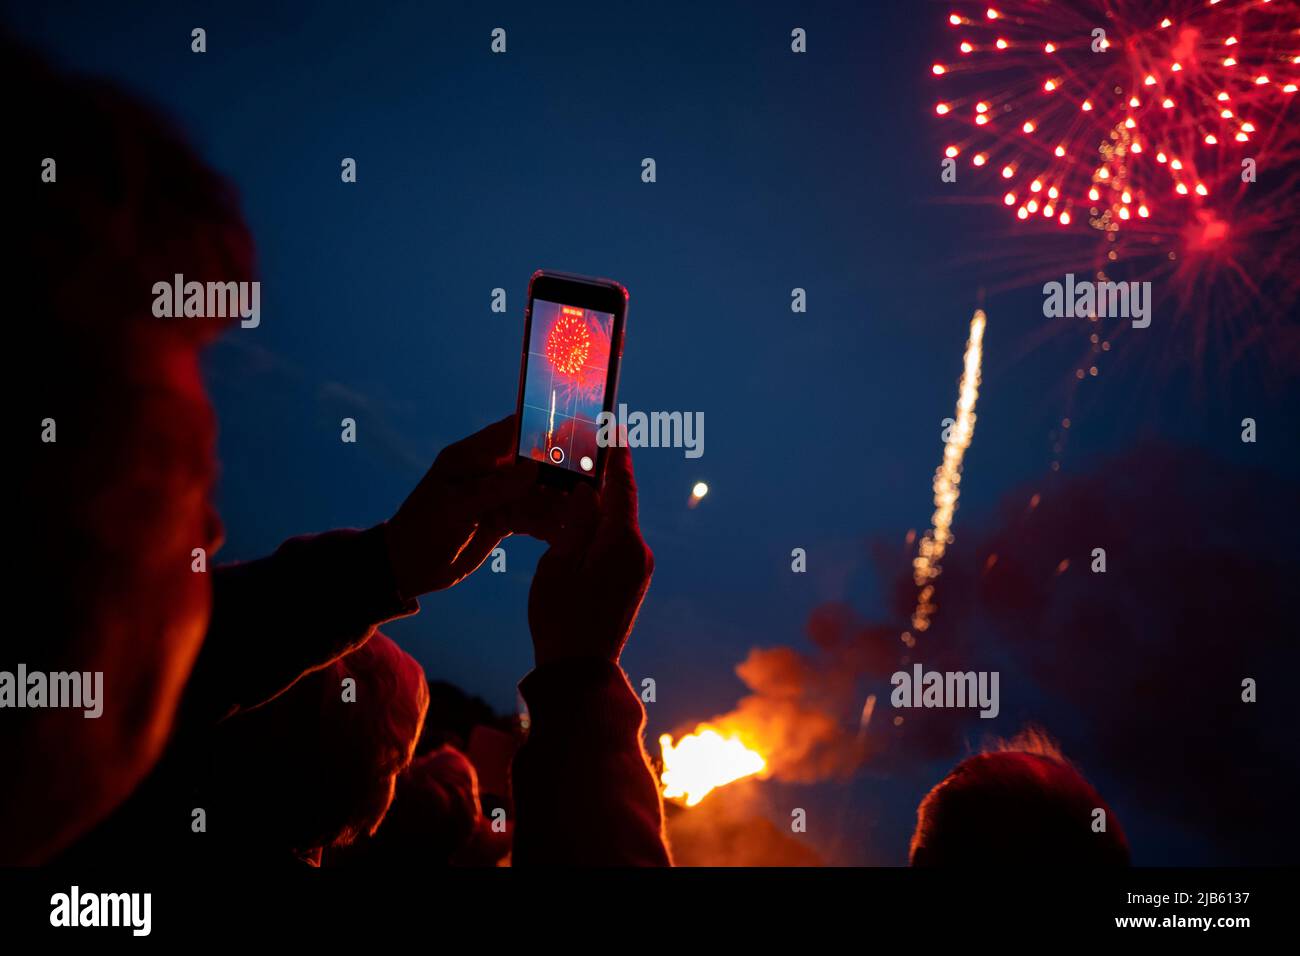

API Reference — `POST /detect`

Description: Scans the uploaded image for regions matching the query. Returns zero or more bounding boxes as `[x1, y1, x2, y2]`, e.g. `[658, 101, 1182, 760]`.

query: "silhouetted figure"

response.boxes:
[198, 634, 428, 866]
[9, 35, 252, 864]
[10, 36, 668, 868]
[909, 731, 1130, 866]
[329, 746, 510, 867]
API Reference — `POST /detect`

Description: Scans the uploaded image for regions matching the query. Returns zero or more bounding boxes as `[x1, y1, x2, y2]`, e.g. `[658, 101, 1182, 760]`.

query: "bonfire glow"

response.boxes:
[659, 727, 767, 807]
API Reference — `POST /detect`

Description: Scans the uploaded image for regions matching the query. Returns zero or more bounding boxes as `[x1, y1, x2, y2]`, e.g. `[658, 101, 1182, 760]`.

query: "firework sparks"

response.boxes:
[931, 0, 1300, 348]
[543, 306, 612, 403]
[545, 307, 591, 375]
[909, 309, 986, 635]
[931, 0, 1300, 449]
[659, 727, 767, 807]
[933, 1, 1298, 240]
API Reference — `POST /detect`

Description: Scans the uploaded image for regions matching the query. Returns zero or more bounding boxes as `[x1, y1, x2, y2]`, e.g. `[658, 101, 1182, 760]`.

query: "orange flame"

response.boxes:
[659, 726, 767, 807]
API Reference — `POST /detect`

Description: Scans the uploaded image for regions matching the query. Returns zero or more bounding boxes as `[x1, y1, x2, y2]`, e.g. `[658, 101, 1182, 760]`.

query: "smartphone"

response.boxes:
[514, 270, 628, 488]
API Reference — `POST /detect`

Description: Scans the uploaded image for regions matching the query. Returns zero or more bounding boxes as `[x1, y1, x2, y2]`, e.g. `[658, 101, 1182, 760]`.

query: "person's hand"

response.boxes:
[525, 443, 654, 667]
[383, 415, 537, 599]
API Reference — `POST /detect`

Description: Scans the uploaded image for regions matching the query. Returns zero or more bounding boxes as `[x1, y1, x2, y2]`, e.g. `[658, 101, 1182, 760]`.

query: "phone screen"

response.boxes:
[518, 299, 616, 476]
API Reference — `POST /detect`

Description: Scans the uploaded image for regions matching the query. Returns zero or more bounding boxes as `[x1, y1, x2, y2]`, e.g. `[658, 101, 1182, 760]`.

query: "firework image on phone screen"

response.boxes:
[518, 300, 615, 476]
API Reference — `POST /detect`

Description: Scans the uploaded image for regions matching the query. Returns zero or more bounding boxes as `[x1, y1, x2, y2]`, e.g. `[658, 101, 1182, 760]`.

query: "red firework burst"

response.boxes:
[931, 0, 1300, 348]
[543, 307, 612, 401]
[545, 309, 591, 375]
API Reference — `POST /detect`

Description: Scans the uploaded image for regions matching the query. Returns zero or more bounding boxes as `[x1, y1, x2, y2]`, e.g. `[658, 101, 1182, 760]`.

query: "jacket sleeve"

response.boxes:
[511, 656, 671, 866]
[182, 524, 418, 726]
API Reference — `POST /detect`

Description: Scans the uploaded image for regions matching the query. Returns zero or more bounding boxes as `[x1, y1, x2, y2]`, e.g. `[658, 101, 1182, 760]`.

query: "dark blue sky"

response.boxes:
[13, 0, 1297, 865]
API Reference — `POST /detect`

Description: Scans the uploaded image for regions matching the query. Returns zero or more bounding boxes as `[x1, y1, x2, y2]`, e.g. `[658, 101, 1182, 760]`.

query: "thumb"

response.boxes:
[447, 522, 509, 583]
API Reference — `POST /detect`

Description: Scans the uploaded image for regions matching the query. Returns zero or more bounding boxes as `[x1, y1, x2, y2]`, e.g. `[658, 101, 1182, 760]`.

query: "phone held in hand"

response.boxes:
[514, 270, 628, 488]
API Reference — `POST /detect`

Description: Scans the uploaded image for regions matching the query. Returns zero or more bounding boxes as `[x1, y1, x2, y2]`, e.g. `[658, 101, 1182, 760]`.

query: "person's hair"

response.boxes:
[206, 634, 430, 858]
[338, 747, 485, 866]
[909, 728, 1131, 866]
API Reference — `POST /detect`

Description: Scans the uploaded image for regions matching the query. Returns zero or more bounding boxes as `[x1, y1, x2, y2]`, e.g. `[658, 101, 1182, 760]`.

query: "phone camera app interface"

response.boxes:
[520, 300, 614, 474]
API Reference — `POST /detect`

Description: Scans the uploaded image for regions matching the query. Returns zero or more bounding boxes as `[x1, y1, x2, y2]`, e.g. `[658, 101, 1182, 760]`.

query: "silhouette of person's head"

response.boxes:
[7, 37, 253, 863]
[909, 730, 1130, 866]
[330, 745, 513, 867]
[204, 633, 430, 865]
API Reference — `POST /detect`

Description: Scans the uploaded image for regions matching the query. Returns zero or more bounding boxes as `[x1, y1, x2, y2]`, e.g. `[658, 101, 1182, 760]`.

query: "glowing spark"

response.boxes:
[858, 694, 878, 738]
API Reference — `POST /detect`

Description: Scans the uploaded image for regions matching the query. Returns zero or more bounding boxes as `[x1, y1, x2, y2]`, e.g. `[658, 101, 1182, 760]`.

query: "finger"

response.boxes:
[601, 440, 639, 528]
[457, 458, 538, 516]
[434, 415, 518, 478]
[446, 522, 508, 583]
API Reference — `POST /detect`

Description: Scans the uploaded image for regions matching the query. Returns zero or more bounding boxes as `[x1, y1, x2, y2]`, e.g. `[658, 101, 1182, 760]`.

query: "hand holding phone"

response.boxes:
[526, 443, 653, 667]
[384, 415, 538, 600]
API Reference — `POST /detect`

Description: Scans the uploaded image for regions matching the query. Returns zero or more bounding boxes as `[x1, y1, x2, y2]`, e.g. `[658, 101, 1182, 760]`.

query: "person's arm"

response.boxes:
[184, 525, 416, 724]
[183, 415, 536, 726]
[513, 657, 670, 866]
[510, 443, 671, 866]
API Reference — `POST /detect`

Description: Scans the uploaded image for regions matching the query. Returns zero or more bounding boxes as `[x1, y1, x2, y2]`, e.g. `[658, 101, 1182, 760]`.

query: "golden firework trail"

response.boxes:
[857, 693, 877, 741]
[909, 309, 986, 635]
[546, 387, 556, 451]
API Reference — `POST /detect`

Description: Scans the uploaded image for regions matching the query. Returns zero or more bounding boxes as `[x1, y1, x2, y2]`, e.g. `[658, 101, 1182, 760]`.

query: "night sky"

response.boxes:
[13, 0, 1297, 865]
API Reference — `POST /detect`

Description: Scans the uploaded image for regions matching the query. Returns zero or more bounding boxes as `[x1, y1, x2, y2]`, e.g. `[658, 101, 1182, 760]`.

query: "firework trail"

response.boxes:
[546, 387, 556, 451]
[857, 694, 878, 740]
[907, 309, 987, 638]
